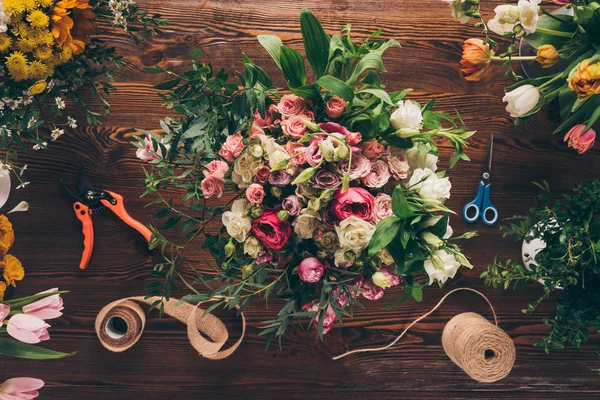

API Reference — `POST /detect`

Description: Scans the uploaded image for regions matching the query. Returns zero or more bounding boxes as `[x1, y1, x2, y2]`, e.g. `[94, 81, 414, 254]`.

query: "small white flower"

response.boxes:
[424, 249, 461, 285]
[16, 182, 30, 190]
[51, 128, 64, 141]
[390, 100, 423, 131]
[27, 117, 36, 129]
[20, 165, 28, 176]
[0, 162, 12, 178]
[6, 99, 19, 110]
[518, 0, 541, 35]
[67, 117, 77, 128]
[33, 142, 47, 151]
[55, 97, 66, 109]
[444, 0, 471, 24]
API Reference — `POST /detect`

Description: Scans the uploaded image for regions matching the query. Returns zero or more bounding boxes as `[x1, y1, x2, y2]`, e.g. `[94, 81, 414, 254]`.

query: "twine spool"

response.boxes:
[333, 288, 516, 383]
[95, 296, 245, 359]
[442, 312, 515, 383]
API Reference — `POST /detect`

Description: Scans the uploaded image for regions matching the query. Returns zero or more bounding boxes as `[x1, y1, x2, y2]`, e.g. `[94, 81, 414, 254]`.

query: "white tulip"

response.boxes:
[502, 84, 540, 118]
[488, 5, 520, 36]
[518, 0, 541, 35]
[390, 101, 423, 131]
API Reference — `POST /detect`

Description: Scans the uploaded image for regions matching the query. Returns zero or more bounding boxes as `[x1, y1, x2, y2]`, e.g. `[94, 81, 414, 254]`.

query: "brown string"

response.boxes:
[95, 296, 245, 360]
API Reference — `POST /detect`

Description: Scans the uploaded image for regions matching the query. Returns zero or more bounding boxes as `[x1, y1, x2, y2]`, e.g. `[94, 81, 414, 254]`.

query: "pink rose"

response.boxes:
[281, 115, 308, 139]
[298, 258, 325, 283]
[564, 124, 596, 154]
[303, 302, 337, 334]
[22, 288, 63, 320]
[277, 94, 305, 118]
[325, 97, 346, 119]
[251, 210, 292, 251]
[338, 153, 371, 180]
[362, 139, 385, 159]
[254, 166, 271, 184]
[253, 106, 275, 128]
[373, 193, 393, 223]
[250, 123, 269, 146]
[305, 140, 324, 167]
[386, 147, 410, 180]
[285, 141, 307, 165]
[203, 160, 229, 180]
[0, 377, 44, 400]
[282, 195, 303, 216]
[362, 159, 391, 188]
[201, 176, 224, 199]
[332, 187, 375, 221]
[319, 122, 361, 146]
[218, 133, 244, 162]
[136, 134, 169, 162]
[6, 314, 50, 344]
[246, 183, 265, 204]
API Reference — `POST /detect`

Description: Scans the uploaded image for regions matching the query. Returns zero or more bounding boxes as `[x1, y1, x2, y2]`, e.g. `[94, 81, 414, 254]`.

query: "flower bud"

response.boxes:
[250, 205, 264, 218]
[422, 232, 444, 249]
[224, 238, 236, 258]
[319, 189, 334, 203]
[277, 209, 289, 222]
[396, 128, 421, 138]
[251, 144, 264, 158]
[317, 249, 329, 259]
[319, 141, 335, 162]
[334, 143, 349, 162]
[270, 186, 282, 198]
[536, 44, 560, 69]
[344, 250, 356, 262]
[242, 263, 254, 279]
[308, 197, 321, 211]
[369, 256, 381, 269]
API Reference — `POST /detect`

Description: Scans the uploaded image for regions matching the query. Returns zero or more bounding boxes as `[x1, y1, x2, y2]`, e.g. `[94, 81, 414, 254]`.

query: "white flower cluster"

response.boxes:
[0, 0, 11, 34]
[488, 0, 541, 36]
[108, 0, 135, 30]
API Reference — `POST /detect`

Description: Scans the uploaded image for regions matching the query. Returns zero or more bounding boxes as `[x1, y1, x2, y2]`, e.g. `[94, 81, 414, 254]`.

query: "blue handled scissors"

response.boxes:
[462, 135, 498, 226]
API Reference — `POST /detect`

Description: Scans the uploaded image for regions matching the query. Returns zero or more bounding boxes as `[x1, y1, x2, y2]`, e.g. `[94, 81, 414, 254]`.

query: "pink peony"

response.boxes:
[277, 94, 305, 118]
[361, 138, 385, 159]
[22, 288, 63, 320]
[361, 159, 391, 188]
[332, 187, 375, 221]
[203, 160, 229, 180]
[564, 124, 596, 154]
[218, 133, 244, 162]
[246, 183, 265, 204]
[298, 258, 325, 283]
[386, 147, 410, 180]
[338, 153, 371, 180]
[201, 176, 224, 199]
[325, 97, 346, 119]
[136, 134, 169, 162]
[373, 193, 393, 223]
[0, 377, 44, 400]
[6, 314, 50, 344]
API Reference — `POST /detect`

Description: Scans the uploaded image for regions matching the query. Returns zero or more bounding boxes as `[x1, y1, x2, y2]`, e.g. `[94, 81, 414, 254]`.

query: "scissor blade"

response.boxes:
[486, 135, 494, 173]
[76, 166, 95, 196]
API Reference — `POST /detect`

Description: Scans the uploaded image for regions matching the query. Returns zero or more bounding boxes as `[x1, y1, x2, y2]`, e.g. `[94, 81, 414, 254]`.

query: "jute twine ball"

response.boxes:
[442, 312, 516, 383]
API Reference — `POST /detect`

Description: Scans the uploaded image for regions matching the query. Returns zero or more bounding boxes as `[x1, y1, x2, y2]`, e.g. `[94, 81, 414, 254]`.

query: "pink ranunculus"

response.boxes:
[22, 288, 63, 320]
[325, 97, 346, 119]
[254, 166, 271, 184]
[360, 280, 384, 301]
[303, 302, 337, 334]
[319, 122, 361, 146]
[332, 187, 375, 221]
[201, 176, 224, 199]
[218, 133, 244, 162]
[298, 258, 325, 283]
[338, 154, 371, 181]
[251, 210, 292, 251]
[281, 115, 308, 139]
[373, 193, 393, 224]
[246, 183, 265, 205]
[136, 134, 169, 162]
[386, 146, 410, 180]
[6, 314, 50, 344]
[277, 94, 305, 118]
[362, 138, 385, 159]
[203, 160, 229, 180]
[564, 124, 596, 154]
[0, 377, 44, 400]
[0, 304, 9, 328]
[362, 159, 391, 188]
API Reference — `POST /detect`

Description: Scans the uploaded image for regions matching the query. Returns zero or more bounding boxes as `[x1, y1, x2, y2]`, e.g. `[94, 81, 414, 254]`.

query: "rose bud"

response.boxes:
[298, 257, 325, 283]
[277, 210, 290, 222]
[270, 186, 282, 198]
[224, 238, 236, 258]
[325, 96, 346, 119]
[250, 205, 264, 218]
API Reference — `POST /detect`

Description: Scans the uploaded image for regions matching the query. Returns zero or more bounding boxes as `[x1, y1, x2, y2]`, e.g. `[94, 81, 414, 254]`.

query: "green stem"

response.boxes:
[535, 27, 573, 38]
[491, 56, 537, 62]
[538, 73, 564, 90]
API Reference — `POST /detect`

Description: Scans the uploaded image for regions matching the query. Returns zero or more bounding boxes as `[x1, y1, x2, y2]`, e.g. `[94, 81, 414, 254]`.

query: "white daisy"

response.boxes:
[55, 97, 66, 109]
[16, 181, 30, 190]
[51, 128, 64, 141]
[67, 116, 77, 128]
[33, 142, 47, 150]
[27, 117, 36, 129]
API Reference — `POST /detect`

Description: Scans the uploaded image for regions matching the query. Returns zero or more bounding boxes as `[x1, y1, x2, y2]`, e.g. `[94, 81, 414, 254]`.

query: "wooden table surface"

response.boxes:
[3, 1, 600, 399]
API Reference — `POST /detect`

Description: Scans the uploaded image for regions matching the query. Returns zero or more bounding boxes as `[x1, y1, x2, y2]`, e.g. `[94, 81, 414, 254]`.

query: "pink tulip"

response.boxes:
[22, 288, 63, 320]
[6, 314, 50, 344]
[0, 377, 44, 400]
[564, 124, 596, 154]
[0, 304, 10, 328]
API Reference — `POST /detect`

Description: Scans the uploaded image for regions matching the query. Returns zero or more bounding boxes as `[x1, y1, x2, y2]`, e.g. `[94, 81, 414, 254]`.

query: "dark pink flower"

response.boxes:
[298, 258, 325, 283]
[251, 210, 292, 251]
[332, 187, 375, 221]
[564, 124, 596, 154]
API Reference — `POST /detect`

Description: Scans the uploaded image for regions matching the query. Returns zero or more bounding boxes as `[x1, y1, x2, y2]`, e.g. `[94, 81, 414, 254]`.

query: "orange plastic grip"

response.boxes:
[74, 202, 94, 270]
[101, 191, 152, 242]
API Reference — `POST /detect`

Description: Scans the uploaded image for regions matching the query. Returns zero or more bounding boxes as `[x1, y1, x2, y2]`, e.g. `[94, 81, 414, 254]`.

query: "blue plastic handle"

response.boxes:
[481, 183, 498, 226]
[463, 182, 485, 223]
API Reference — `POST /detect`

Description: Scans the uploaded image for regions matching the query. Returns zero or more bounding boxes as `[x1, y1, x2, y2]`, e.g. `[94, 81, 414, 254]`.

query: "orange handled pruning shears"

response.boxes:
[62, 167, 152, 270]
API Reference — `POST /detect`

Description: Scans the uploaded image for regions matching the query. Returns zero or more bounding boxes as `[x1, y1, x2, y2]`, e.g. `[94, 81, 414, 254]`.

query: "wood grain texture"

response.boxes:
[2, 1, 600, 399]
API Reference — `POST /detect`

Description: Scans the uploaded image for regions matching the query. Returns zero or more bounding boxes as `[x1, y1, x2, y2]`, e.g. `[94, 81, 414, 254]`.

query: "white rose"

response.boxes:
[502, 84, 540, 118]
[406, 143, 438, 172]
[222, 210, 251, 243]
[243, 236, 264, 258]
[408, 168, 452, 202]
[421, 216, 453, 239]
[487, 5, 520, 35]
[444, 0, 470, 24]
[231, 198, 251, 214]
[390, 101, 423, 131]
[293, 209, 320, 239]
[518, 0, 541, 35]
[423, 249, 461, 284]
[334, 248, 353, 268]
[335, 216, 376, 254]
[232, 152, 261, 189]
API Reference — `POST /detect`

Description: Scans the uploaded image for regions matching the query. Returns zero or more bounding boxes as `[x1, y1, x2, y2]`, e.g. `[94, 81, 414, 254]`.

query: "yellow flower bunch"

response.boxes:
[0, 215, 23, 301]
[1, 0, 96, 83]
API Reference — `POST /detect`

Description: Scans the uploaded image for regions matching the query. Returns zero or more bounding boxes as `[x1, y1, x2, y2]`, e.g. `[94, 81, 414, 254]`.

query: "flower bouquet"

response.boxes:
[482, 180, 600, 355]
[139, 10, 475, 345]
[0, 0, 167, 184]
[447, 0, 600, 154]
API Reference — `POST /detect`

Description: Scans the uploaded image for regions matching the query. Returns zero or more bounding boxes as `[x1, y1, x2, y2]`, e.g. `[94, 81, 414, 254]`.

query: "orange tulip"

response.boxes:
[568, 59, 600, 100]
[460, 38, 492, 82]
[536, 44, 560, 68]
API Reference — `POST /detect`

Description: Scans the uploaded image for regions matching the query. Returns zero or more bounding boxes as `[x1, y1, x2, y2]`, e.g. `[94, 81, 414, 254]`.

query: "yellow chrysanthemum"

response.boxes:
[3, 0, 26, 15]
[59, 45, 72, 62]
[39, 31, 55, 46]
[28, 60, 48, 79]
[7, 64, 29, 80]
[29, 80, 47, 94]
[34, 45, 53, 61]
[1, 254, 24, 287]
[37, 0, 55, 6]
[6, 51, 27, 67]
[27, 10, 50, 29]
[0, 281, 6, 301]
[0, 35, 11, 52]
[17, 38, 35, 53]
[11, 22, 30, 37]
[21, 0, 37, 11]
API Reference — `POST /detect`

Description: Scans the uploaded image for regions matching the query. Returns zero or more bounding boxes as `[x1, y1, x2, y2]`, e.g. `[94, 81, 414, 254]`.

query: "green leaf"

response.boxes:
[153, 78, 181, 90]
[346, 52, 386, 85]
[161, 215, 182, 230]
[280, 46, 306, 88]
[392, 185, 415, 219]
[154, 208, 171, 219]
[422, 110, 441, 129]
[316, 75, 354, 101]
[525, 14, 575, 49]
[257, 35, 283, 69]
[382, 289, 412, 310]
[0, 338, 75, 360]
[368, 216, 401, 256]
[300, 9, 330, 79]
[428, 214, 449, 238]
[412, 284, 423, 302]
[360, 88, 393, 105]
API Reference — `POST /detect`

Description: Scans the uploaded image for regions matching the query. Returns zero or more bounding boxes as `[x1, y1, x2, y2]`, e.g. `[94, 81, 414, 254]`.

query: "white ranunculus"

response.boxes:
[518, 0, 541, 35]
[405, 143, 438, 172]
[231, 198, 251, 215]
[423, 249, 461, 284]
[390, 101, 423, 131]
[222, 201, 252, 243]
[444, 0, 470, 24]
[408, 168, 452, 202]
[293, 209, 320, 239]
[243, 236, 264, 259]
[488, 5, 520, 36]
[502, 84, 540, 118]
[335, 216, 376, 254]
[421, 216, 453, 239]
